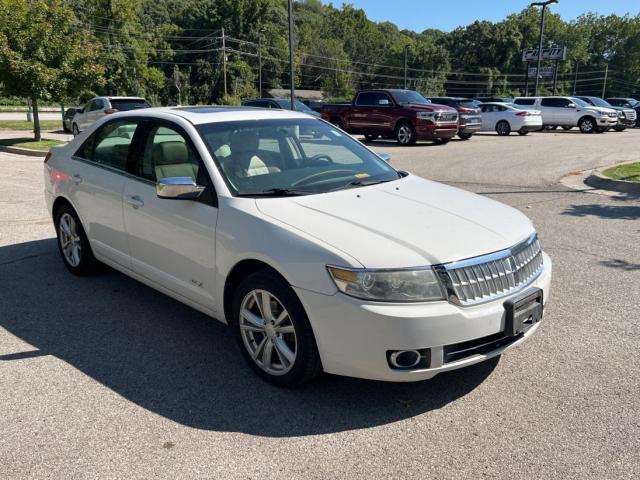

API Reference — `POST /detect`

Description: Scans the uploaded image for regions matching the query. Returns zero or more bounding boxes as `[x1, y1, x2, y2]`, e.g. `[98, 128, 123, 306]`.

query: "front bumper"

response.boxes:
[597, 116, 618, 127]
[459, 122, 482, 134]
[415, 121, 458, 140]
[296, 252, 552, 382]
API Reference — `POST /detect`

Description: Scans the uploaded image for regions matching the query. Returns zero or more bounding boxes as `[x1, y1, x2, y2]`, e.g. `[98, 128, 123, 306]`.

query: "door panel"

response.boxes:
[123, 122, 218, 311]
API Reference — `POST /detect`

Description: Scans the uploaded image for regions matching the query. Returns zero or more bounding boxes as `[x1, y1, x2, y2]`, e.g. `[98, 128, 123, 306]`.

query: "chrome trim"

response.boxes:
[156, 176, 205, 199]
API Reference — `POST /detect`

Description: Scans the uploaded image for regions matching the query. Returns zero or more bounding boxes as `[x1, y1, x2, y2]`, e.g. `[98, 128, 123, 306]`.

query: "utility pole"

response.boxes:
[602, 63, 608, 98]
[552, 59, 559, 95]
[287, 0, 295, 109]
[573, 62, 579, 95]
[222, 27, 227, 97]
[258, 28, 263, 96]
[404, 45, 409, 89]
[531, 1, 558, 96]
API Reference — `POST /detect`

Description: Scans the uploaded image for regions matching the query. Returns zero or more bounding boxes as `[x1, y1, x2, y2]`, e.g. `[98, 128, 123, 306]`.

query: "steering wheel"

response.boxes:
[292, 169, 356, 187]
[305, 154, 334, 166]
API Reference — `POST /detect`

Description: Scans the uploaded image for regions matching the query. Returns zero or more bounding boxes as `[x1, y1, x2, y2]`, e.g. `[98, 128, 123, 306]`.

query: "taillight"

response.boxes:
[105, 108, 119, 114]
[516, 111, 529, 116]
[44, 152, 52, 164]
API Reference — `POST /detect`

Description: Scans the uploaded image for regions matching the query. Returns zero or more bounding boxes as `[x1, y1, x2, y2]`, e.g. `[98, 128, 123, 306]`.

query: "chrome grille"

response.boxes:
[437, 112, 458, 122]
[625, 109, 637, 121]
[442, 235, 544, 306]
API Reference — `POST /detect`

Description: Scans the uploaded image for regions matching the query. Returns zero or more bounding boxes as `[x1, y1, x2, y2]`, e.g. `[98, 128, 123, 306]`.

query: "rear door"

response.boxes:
[122, 119, 218, 312]
[347, 92, 377, 132]
[68, 118, 141, 267]
[480, 104, 498, 130]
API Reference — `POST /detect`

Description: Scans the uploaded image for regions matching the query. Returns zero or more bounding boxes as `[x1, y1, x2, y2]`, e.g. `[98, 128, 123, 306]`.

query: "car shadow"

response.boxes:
[361, 139, 452, 148]
[561, 203, 640, 220]
[0, 239, 497, 437]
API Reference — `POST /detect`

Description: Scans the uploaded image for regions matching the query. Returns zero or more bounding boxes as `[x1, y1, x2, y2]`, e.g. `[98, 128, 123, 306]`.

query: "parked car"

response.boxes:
[605, 98, 640, 127]
[479, 102, 542, 136]
[72, 96, 150, 135]
[427, 97, 482, 140]
[242, 98, 321, 117]
[44, 106, 551, 386]
[320, 89, 459, 145]
[300, 99, 327, 113]
[475, 97, 513, 103]
[513, 96, 618, 133]
[62, 108, 80, 133]
[576, 96, 636, 131]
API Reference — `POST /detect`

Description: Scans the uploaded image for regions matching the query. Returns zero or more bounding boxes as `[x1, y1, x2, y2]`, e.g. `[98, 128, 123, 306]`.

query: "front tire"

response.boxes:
[457, 132, 473, 140]
[54, 204, 99, 275]
[518, 130, 529, 136]
[434, 138, 451, 145]
[614, 126, 626, 132]
[395, 122, 416, 145]
[232, 270, 322, 387]
[578, 117, 596, 134]
[72, 123, 80, 136]
[496, 120, 511, 136]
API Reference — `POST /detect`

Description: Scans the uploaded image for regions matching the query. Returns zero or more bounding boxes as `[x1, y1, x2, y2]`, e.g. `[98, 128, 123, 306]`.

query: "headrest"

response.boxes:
[152, 141, 188, 166]
[230, 129, 259, 155]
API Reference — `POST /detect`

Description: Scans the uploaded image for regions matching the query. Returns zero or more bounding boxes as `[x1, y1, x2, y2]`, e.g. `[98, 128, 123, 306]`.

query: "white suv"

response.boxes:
[513, 96, 618, 133]
[44, 107, 552, 386]
[72, 96, 150, 135]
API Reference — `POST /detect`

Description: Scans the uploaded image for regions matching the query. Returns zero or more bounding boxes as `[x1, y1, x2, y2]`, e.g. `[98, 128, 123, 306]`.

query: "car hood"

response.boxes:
[401, 103, 457, 113]
[256, 175, 535, 268]
[583, 106, 616, 115]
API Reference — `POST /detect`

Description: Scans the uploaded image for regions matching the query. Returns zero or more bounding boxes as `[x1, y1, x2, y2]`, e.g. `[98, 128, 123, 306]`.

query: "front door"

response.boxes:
[123, 120, 218, 312]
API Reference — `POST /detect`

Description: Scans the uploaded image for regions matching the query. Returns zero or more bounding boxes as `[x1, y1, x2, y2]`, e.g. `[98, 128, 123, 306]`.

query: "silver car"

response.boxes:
[72, 96, 150, 135]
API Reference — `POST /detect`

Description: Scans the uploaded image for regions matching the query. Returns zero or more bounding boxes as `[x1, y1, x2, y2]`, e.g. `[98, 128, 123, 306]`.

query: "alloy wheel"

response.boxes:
[397, 124, 413, 144]
[580, 118, 594, 133]
[59, 212, 82, 267]
[239, 289, 298, 376]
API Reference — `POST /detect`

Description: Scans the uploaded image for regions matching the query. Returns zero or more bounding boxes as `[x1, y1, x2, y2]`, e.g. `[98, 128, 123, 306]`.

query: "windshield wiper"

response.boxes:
[329, 178, 396, 191]
[238, 188, 311, 197]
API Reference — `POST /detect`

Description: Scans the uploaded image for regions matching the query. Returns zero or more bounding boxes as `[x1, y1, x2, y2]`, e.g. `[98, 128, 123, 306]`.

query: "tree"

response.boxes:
[0, 0, 104, 140]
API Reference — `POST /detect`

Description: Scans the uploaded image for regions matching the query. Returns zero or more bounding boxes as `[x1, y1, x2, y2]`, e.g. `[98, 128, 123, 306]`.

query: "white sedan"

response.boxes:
[44, 107, 552, 386]
[479, 102, 543, 136]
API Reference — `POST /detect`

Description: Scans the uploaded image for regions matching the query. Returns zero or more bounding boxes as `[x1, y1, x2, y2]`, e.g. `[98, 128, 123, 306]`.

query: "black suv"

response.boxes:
[605, 98, 640, 127]
[428, 97, 482, 140]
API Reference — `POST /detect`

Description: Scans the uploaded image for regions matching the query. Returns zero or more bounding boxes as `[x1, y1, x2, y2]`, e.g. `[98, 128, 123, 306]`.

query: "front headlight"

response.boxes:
[416, 111, 437, 120]
[327, 266, 445, 302]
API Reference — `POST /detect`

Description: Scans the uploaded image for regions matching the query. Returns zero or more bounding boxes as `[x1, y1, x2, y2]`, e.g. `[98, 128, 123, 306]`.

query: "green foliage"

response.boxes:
[0, 0, 104, 139]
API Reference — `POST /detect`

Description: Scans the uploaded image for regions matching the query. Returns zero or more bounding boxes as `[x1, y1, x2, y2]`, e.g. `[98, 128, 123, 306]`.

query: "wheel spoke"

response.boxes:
[273, 337, 295, 366]
[259, 291, 273, 322]
[241, 308, 265, 330]
[273, 309, 289, 327]
[60, 217, 71, 236]
[276, 324, 295, 335]
[252, 336, 268, 361]
[72, 245, 81, 265]
[262, 339, 274, 369]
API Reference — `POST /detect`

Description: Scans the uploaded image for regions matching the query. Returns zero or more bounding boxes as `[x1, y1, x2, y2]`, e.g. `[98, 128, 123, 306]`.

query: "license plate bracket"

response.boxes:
[503, 288, 543, 337]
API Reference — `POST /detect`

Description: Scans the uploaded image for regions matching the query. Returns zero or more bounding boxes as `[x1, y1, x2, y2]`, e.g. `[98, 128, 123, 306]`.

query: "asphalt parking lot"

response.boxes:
[1, 129, 639, 479]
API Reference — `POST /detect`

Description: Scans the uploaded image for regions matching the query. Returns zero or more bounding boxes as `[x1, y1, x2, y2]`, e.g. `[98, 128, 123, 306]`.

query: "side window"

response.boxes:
[85, 100, 96, 112]
[75, 120, 139, 171]
[557, 98, 572, 108]
[497, 105, 508, 111]
[541, 98, 559, 107]
[94, 99, 105, 111]
[355, 92, 375, 106]
[375, 93, 392, 106]
[515, 98, 535, 106]
[137, 124, 200, 184]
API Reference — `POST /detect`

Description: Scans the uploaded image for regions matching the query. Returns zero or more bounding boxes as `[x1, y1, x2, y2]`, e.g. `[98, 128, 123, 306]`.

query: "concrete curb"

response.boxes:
[0, 145, 47, 158]
[584, 164, 640, 195]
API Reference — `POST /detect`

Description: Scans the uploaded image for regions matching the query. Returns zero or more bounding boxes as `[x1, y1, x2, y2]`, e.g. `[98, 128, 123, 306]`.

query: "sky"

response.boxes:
[321, 0, 639, 32]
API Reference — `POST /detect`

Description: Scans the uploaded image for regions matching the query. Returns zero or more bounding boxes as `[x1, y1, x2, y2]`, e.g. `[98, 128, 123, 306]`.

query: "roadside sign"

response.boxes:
[528, 65, 555, 78]
[522, 46, 567, 62]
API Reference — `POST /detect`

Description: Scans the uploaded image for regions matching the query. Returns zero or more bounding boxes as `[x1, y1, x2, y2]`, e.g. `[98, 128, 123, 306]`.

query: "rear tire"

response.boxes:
[496, 120, 511, 136]
[231, 270, 322, 387]
[395, 121, 416, 146]
[54, 204, 99, 276]
[72, 123, 80, 136]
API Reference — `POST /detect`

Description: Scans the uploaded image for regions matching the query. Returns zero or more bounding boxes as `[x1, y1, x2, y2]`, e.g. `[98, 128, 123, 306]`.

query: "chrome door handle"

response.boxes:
[71, 174, 82, 184]
[126, 195, 144, 209]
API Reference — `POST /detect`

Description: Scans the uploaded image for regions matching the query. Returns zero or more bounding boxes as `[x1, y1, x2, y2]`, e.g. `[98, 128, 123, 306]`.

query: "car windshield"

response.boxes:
[110, 99, 150, 111]
[392, 90, 430, 105]
[571, 97, 591, 108]
[196, 118, 400, 196]
[275, 99, 314, 113]
[586, 97, 612, 108]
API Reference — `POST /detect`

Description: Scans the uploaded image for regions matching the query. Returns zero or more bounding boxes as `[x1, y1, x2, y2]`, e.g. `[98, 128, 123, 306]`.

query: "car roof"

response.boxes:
[108, 106, 314, 125]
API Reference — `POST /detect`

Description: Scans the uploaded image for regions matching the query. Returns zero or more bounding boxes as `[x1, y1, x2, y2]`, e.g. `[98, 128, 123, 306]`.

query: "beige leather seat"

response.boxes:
[152, 141, 198, 180]
[226, 130, 280, 177]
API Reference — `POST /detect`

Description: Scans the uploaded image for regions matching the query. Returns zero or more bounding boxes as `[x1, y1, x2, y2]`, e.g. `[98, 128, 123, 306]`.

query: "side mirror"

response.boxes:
[157, 177, 205, 200]
[378, 152, 391, 163]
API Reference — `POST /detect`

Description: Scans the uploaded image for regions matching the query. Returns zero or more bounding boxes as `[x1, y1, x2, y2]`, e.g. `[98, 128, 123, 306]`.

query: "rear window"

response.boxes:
[456, 100, 480, 109]
[109, 99, 150, 111]
[514, 98, 536, 106]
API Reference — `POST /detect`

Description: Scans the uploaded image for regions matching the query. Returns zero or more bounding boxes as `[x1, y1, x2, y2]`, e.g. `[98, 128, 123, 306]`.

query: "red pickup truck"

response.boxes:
[320, 89, 459, 145]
